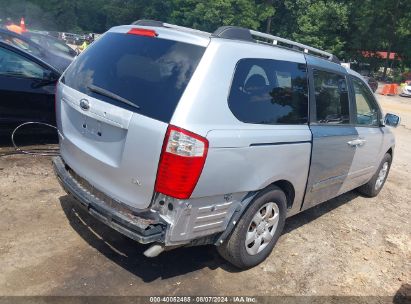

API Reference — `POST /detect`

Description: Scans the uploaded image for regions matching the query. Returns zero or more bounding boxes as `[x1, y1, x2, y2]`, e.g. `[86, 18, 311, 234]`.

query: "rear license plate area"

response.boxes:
[81, 115, 103, 138]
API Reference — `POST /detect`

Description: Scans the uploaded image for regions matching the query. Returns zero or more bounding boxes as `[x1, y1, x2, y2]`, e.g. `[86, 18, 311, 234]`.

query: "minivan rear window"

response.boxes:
[62, 32, 205, 123]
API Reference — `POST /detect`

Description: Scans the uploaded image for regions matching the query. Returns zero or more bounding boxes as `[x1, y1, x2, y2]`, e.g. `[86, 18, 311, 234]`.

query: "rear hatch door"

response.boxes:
[56, 27, 206, 209]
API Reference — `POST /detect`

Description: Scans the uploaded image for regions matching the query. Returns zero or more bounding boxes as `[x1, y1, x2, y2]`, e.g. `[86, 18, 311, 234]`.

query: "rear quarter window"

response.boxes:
[228, 58, 309, 125]
[62, 32, 205, 123]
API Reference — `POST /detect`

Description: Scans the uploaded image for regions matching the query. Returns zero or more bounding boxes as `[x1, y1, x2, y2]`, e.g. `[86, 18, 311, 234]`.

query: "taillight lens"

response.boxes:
[155, 125, 209, 199]
[127, 28, 158, 37]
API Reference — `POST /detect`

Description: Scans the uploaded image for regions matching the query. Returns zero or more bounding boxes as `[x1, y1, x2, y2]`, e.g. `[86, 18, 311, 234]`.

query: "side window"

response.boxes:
[228, 58, 308, 125]
[351, 77, 380, 126]
[0, 46, 46, 79]
[313, 70, 350, 124]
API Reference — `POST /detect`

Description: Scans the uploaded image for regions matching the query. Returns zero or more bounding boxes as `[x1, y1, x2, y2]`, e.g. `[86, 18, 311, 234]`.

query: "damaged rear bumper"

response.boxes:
[52, 156, 166, 244]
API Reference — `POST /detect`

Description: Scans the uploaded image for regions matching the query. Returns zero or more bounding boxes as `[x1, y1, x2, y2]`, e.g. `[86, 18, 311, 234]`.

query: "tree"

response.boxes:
[291, 0, 349, 58]
[169, 0, 273, 32]
[346, 0, 411, 76]
[0, 0, 410, 71]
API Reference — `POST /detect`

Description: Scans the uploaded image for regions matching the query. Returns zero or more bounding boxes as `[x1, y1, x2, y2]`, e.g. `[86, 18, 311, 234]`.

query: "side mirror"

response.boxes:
[384, 113, 400, 128]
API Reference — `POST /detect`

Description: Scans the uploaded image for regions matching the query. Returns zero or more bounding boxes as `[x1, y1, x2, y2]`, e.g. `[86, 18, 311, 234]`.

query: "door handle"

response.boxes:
[347, 138, 366, 147]
[347, 139, 360, 147]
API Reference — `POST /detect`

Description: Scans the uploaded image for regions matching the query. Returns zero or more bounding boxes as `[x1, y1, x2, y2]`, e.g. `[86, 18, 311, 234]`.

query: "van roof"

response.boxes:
[120, 20, 352, 71]
[109, 25, 210, 47]
[132, 19, 211, 37]
[345, 66, 368, 80]
[129, 20, 340, 64]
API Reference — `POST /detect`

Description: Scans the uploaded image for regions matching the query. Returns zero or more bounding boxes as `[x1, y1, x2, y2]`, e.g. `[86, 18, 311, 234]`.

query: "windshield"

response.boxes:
[62, 32, 205, 123]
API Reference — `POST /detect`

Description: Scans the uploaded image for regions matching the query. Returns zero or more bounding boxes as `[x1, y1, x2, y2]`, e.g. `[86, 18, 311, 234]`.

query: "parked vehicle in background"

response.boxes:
[0, 41, 60, 134]
[348, 62, 378, 92]
[363, 75, 378, 92]
[61, 32, 85, 45]
[53, 21, 400, 269]
[0, 28, 73, 72]
[400, 80, 411, 97]
[42, 30, 60, 39]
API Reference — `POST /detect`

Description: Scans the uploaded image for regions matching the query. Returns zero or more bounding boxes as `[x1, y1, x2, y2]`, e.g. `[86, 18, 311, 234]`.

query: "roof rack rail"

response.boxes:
[131, 19, 210, 36]
[212, 26, 340, 64]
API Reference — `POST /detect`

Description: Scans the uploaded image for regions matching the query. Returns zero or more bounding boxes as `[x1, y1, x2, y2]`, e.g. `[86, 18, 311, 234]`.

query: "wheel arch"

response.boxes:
[386, 147, 394, 158]
[215, 179, 295, 246]
[270, 180, 295, 210]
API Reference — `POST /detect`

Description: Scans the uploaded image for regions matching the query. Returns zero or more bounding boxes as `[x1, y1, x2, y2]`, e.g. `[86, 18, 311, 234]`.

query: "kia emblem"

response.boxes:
[80, 99, 90, 111]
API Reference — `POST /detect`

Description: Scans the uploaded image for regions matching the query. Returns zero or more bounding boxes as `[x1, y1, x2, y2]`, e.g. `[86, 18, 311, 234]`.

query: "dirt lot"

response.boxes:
[0, 93, 410, 298]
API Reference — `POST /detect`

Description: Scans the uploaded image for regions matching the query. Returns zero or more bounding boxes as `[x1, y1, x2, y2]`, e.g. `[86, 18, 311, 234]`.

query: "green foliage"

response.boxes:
[169, 0, 273, 32]
[292, 1, 349, 57]
[0, 0, 410, 68]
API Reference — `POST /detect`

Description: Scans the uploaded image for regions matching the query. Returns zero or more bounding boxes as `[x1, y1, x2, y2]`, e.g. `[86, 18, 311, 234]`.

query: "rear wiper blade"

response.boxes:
[87, 84, 140, 109]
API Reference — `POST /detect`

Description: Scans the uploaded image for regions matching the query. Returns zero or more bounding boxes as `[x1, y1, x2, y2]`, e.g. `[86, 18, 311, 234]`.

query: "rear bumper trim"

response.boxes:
[52, 156, 166, 244]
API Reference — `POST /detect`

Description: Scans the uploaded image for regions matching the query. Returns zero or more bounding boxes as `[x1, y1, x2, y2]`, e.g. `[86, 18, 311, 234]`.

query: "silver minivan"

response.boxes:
[53, 21, 400, 269]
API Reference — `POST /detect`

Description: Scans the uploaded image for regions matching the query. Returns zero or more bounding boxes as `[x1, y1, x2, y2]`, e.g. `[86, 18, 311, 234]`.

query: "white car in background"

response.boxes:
[400, 81, 411, 97]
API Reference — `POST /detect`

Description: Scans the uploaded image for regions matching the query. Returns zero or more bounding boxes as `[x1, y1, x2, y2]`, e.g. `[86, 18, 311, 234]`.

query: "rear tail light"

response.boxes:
[155, 125, 209, 199]
[127, 28, 158, 37]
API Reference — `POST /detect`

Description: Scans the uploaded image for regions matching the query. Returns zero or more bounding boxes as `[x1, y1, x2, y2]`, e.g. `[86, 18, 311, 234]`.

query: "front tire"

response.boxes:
[217, 185, 286, 269]
[357, 153, 392, 197]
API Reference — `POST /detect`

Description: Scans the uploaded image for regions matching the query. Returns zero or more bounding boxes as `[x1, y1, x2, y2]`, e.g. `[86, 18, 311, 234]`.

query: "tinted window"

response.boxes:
[313, 70, 350, 124]
[62, 32, 205, 123]
[228, 59, 308, 124]
[0, 46, 45, 79]
[352, 77, 380, 126]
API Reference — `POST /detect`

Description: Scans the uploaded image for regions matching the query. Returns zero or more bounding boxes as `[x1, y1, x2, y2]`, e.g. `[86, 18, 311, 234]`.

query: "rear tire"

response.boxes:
[217, 185, 286, 269]
[357, 153, 392, 197]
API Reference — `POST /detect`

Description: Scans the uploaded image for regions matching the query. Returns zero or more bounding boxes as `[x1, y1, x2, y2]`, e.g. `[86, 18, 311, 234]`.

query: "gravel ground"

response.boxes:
[0, 93, 410, 298]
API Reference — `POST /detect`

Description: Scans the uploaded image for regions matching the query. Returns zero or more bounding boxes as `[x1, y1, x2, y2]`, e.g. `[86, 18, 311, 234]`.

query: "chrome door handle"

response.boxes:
[347, 139, 366, 147]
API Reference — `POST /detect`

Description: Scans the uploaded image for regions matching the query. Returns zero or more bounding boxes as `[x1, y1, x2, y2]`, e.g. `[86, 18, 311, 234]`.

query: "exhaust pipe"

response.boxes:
[143, 244, 165, 258]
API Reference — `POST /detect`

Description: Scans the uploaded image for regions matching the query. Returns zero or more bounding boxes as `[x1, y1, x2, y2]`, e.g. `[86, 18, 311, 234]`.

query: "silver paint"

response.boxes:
[56, 25, 396, 248]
